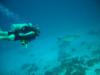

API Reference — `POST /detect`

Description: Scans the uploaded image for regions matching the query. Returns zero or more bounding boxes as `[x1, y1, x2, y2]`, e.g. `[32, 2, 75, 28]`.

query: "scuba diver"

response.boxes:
[0, 23, 40, 48]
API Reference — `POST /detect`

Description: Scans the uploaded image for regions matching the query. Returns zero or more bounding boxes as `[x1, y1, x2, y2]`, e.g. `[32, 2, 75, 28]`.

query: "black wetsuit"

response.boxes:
[8, 26, 40, 41]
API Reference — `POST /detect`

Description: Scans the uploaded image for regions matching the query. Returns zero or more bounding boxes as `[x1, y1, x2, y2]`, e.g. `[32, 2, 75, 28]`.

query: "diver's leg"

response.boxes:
[0, 34, 15, 40]
[0, 36, 9, 40]
[0, 31, 8, 36]
[8, 34, 15, 40]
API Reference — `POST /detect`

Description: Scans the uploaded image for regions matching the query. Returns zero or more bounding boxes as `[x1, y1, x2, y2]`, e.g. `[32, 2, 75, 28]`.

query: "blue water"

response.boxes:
[0, 0, 100, 75]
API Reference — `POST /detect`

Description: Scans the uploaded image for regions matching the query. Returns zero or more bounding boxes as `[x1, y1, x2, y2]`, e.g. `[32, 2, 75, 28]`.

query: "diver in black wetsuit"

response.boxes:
[0, 23, 40, 47]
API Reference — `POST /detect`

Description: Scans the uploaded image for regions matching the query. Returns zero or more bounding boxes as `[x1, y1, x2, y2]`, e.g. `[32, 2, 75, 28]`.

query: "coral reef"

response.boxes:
[95, 68, 100, 75]
[21, 63, 39, 75]
[44, 56, 88, 75]
[1, 34, 100, 75]
[86, 57, 100, 67]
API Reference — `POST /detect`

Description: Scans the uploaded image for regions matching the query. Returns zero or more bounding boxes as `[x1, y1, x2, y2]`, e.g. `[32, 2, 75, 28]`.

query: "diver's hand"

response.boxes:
[21, 43, 28, 48]
[19, 33, 25, 37]
[20, 40, 28, 48]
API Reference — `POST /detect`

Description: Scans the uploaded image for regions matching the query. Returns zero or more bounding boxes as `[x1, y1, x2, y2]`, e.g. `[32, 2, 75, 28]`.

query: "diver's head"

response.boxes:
[28, 22, 33, 27]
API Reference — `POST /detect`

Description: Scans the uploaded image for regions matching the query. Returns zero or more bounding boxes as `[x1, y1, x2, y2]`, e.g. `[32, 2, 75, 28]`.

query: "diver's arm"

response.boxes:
[19, 31, 35, 48]
[19, 31, 35, 37]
